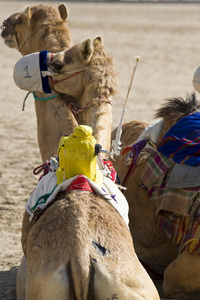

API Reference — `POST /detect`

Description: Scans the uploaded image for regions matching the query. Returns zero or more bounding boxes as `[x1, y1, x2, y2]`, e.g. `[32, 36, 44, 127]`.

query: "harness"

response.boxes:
[121, 139, 147, 186]
[71, 97, 112, 116]
[48, 70, 113, 118]
[49, 69, 85, 92]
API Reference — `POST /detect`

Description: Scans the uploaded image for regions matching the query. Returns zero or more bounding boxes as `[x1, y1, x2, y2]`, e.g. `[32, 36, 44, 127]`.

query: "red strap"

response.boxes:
[49, 70, 84, 86]
[121, 158, 137, 187]
[122, 146, 132, 155]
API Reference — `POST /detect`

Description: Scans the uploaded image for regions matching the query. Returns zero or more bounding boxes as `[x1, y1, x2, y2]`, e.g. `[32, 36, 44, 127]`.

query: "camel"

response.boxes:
[19, 189, 159, 300]
[1, 4, 78, 161]
[112, 93, 200, 299]
[15, 37, 160, 299]
[47, 36, 118, 152]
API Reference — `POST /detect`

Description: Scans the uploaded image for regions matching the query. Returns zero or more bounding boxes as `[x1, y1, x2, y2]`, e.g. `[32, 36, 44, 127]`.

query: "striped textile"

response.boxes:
[140, 149, 200, 253]
[140, 149, 200, 216]
[157, 211, 200, 254]
[157, 111, 200, 166]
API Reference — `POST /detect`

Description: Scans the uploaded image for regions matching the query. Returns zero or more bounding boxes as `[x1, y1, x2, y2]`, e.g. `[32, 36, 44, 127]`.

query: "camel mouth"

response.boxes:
[3, 37, 18, 49]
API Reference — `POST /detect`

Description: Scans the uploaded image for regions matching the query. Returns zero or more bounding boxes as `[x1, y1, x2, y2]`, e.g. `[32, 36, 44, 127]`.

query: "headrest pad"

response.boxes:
[73, 125, 93, 138]
[13, 51, 52, 94]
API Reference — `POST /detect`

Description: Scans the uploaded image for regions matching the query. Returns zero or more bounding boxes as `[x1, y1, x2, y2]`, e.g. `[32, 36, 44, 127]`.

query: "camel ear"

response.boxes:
[23, 6, 32, 20]
[80, 39, 94, 62]
[94, 36, 103, 44]
[58, 4, 68, 20]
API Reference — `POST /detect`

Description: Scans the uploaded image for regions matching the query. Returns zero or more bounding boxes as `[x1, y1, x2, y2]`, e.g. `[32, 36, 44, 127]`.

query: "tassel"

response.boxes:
[184, 239, 199, 252]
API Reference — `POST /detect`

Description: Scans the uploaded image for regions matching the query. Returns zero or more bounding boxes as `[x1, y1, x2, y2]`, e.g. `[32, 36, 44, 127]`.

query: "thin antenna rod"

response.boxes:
[110, 56, 140, 159]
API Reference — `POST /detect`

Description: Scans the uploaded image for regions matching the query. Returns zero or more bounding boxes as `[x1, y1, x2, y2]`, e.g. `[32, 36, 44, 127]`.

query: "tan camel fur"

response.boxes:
[48, 36, 118, 152]
[13, 35, 160, 299]
[20, 190, 160, 300]
[1, 4, 78, 161]
[112, 94, 200, 299]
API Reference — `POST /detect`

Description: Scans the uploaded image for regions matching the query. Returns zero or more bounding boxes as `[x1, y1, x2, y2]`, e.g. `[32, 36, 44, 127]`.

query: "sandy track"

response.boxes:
[1, 1, 200, 299]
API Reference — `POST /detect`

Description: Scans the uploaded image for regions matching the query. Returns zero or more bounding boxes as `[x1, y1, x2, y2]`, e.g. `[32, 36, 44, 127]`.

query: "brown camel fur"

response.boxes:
[112, 93, 200, 299]
[13, 35, 160, 299]
[48, 36, 118, 152]
[1, 4, 77, 161]
[19, 190, 160, 300]
[1, 5, 158, 299]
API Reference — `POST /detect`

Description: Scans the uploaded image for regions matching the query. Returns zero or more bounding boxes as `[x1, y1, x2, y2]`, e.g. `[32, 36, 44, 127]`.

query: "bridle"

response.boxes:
[48, 68, 112, 116]
[49, 69, 85, 92]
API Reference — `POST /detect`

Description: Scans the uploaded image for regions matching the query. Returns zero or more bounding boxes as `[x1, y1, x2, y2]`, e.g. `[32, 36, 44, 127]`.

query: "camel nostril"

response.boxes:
[1, 21, 7, 30]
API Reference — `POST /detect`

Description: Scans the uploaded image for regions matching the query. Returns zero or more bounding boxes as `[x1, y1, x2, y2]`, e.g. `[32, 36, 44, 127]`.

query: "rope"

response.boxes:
[71, 97, 112, 115]
[49, 70, 85, 93]
[22, 92, 58, 111]
[22, 92, 31, 111]
[33, 161, 50, 181]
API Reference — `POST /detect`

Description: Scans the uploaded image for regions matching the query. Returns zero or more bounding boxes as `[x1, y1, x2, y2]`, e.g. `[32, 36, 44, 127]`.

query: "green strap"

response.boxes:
[31, 185, 58, 212]
[32, 92, 58, 101]
[22, 92, 58, 111]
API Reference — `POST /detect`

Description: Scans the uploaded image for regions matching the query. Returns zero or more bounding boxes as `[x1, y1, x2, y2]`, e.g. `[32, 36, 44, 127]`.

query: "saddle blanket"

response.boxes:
[157, 111, 200, 166]
[25, 172, 129, 227]
[140, 149, 200, 217]
[157, 210, 200, 254]
[140, 149, 200, 254]
[123, 118, 200, 254]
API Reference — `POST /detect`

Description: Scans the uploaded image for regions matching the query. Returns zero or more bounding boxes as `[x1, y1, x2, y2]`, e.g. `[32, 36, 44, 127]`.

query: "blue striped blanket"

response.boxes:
[157, 111, 200, 166]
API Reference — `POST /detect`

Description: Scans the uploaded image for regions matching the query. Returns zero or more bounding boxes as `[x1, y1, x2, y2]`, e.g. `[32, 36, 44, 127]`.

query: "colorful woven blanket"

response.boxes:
[157, 211, 200, 254]
[157, 111, 200, 166]
[140, 149, 200, 254]
[140, 149, 200, 216]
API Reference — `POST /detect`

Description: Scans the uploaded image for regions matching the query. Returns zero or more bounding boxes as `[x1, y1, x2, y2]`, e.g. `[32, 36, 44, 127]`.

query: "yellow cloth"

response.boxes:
[56, 125, 102, 186]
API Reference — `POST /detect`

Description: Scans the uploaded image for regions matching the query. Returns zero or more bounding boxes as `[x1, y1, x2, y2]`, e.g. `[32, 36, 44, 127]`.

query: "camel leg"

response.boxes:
[92, 259, 160, 300]
[26, 264, 70, 300]
[16, 256, 27, 300]
[163, 250, 200, 299]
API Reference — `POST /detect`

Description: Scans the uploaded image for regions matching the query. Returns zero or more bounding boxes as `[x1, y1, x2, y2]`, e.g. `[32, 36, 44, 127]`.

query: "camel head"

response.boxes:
[13, 37, 118, 152]
[1, 4, 72, 55]
[49, 36, 118, 100]
[48, 36, 118, 152]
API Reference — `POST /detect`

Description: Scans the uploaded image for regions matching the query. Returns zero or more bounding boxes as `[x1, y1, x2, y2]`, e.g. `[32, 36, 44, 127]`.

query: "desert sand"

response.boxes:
[1, 1, 200, 299]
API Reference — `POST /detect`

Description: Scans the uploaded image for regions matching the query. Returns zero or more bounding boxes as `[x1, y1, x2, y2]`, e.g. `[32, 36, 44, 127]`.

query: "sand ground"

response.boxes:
[1, 1, 200, 299]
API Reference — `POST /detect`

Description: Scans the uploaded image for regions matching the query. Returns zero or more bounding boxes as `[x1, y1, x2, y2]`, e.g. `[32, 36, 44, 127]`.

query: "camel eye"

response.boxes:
[51, 63, 63, 72]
